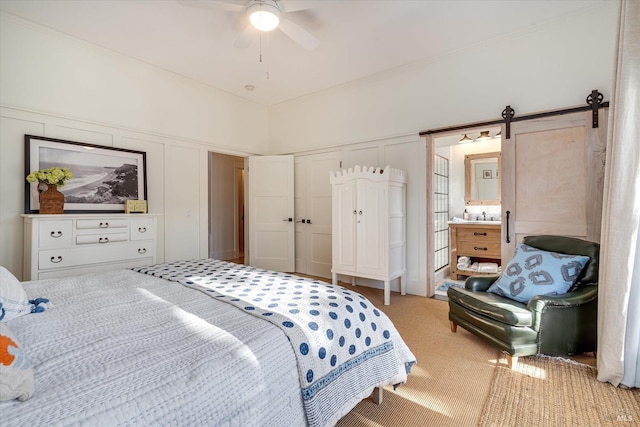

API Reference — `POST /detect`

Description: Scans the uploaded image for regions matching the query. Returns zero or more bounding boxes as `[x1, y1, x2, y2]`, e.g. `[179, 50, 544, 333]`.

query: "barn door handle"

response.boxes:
[505, 210, 511, 243]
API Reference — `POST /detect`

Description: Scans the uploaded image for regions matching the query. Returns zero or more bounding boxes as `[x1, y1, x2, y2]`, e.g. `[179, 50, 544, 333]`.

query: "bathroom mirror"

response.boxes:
[465, 152, 501, 205]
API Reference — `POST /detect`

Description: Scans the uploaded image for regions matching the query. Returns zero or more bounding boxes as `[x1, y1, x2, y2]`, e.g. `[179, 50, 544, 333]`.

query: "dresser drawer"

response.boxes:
[38, 240, 155, 271]
[76, 233, 129, 245]
[38, 220, 73, 249]
[130, 218, 155, 241]
[76, 219, 128, 230]
[457, 227, 500, 243]
[457, 241, 501, 258]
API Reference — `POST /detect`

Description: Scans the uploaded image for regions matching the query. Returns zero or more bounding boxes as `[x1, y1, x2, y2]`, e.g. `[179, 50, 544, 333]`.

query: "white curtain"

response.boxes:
[597, 0, 640, 388]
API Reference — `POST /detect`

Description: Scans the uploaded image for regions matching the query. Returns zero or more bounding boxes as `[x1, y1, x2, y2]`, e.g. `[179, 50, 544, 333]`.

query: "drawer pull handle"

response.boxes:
[473, 232, 487, 236]
[50, 231, 63, 238]
[99, 222, 109, 228]
[138, 227, 147, 233]
[138, 248, 147, 254]
[353, 210, 357, 215]
[474, 246, 488, 251]
[50, 256, 62, 263]
[99, 237, 110, 244]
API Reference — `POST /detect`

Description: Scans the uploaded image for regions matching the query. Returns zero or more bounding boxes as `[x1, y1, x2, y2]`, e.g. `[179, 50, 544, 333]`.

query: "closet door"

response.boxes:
[248, 155, 295, 272]
[294, 151, 340, 278]
[356, 178, 387, 277]
[502, 110, 606, 261]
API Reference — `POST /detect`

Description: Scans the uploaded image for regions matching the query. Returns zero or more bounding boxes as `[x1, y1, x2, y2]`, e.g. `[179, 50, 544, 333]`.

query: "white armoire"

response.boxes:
[330, 165, 407, 305]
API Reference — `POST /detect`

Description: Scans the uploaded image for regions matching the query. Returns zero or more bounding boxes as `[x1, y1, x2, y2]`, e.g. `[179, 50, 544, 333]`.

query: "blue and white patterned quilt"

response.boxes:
[133, 259, 416, 427]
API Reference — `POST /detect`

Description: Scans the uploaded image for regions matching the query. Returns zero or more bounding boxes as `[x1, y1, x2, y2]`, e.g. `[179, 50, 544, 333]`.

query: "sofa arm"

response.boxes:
[465, 275, 500, 292]
[527, 285, 598, 312]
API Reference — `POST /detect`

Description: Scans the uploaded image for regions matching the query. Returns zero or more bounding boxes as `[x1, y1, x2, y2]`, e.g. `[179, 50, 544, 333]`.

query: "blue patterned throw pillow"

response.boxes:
[487, 243, 590, 303]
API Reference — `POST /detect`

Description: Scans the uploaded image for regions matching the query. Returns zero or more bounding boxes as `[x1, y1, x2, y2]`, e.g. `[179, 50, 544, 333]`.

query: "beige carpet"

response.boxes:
[479, 355, 640, 427]
[334, 285, 637, 427]
[337, 286, 499, 427]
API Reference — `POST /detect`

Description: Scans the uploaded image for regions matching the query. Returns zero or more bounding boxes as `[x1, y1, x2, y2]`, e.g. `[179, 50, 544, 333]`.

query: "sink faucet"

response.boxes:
[482, 211, 486, 220]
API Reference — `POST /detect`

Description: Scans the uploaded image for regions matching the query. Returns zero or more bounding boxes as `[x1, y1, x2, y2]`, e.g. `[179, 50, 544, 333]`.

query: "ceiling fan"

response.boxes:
[178, 0, 320, 51]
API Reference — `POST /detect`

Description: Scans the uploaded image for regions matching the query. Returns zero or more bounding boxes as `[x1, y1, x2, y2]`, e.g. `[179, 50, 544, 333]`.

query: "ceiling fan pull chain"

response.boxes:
[266, 32, 270, 80]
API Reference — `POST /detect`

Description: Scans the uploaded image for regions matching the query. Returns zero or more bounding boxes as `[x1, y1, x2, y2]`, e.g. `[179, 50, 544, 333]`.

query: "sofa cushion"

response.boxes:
[487, 243, 589, 303]
[447, 287, 532, 327]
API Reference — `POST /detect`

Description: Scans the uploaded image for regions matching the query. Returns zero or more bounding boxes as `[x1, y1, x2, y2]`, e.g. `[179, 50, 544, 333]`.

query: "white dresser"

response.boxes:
[330, 166, 407, 305]
[23, 214, 158, 280]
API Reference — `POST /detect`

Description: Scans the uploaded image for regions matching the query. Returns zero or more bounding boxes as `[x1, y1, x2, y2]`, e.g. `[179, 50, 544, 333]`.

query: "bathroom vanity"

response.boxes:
[449, 222, 501, 280]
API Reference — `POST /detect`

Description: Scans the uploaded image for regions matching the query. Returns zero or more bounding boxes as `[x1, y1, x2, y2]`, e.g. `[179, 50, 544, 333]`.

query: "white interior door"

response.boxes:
[295, 151, 341, 278]
[502, 110, 606, 261]
[248, 155, 295, 272]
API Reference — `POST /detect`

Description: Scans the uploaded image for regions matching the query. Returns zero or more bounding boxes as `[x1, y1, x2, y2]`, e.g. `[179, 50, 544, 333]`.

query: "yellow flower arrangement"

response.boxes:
[26, 167, 74, 187]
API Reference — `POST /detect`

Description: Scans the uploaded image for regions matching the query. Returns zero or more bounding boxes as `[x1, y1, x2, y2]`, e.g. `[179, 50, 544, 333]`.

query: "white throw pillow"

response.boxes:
[0, 266, 31, 322]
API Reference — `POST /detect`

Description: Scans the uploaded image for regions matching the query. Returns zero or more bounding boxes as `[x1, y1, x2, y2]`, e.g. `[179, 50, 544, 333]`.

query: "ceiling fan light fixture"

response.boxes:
[249, 1, 282, 32]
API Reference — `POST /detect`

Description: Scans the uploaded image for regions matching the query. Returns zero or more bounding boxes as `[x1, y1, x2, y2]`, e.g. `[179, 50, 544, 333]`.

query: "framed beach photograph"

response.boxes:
[25, 135, 147, 213]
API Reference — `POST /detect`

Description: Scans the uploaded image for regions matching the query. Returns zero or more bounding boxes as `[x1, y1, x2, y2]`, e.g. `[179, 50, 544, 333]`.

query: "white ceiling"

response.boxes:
[0, 0, 604, 106]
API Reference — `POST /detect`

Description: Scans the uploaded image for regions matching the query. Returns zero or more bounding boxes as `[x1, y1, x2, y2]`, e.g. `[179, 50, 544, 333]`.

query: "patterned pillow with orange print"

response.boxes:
[0, 323, 34, 401]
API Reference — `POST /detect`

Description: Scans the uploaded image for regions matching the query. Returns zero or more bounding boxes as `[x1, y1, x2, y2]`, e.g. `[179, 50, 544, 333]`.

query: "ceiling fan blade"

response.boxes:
[278, 18, 319, 50]
[234, 24, 257, 48]
[177, 0, 245, 12]
[279, 1, 317, 12]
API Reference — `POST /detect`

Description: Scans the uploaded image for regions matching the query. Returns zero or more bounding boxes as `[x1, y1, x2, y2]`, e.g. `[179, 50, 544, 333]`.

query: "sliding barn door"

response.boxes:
[248, 155, 295, 272]
[502, 110, 607, 261]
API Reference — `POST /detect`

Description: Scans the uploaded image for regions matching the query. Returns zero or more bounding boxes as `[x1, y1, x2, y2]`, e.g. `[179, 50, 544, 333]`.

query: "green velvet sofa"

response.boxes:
[447, 235, 600, 369]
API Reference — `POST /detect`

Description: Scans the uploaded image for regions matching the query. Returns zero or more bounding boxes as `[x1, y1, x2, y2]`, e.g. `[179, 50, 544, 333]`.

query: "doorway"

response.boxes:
[429, 128, 502, 297]
[208, 152, 245, 263]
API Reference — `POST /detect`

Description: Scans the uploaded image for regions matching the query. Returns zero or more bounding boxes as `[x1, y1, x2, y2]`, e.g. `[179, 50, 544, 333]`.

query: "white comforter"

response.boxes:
[134, 259, 416, 427]
[1, 270, 306, 426]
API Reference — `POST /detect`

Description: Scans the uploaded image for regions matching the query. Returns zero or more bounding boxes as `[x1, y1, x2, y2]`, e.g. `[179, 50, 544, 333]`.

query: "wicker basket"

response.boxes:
[39, 183, 64, 214]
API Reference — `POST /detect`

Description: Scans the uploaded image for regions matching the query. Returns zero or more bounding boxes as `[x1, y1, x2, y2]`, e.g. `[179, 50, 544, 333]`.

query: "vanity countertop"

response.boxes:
[448, 219, 501, 225]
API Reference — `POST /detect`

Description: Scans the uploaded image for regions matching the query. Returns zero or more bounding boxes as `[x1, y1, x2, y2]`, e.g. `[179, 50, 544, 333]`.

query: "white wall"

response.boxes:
[267, 3, 617, 153]
[0, 13, 268, 278]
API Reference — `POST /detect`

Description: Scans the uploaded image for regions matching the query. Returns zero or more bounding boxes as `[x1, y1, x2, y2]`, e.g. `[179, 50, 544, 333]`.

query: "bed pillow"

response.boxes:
[0, 266, 31, 322]
[0, 322, 34, 401]
[487, 243, 590, 304]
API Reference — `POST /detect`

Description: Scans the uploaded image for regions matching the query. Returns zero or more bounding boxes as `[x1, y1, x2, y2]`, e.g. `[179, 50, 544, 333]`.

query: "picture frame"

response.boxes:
[25, 135, 147, 214]
[483, 169, 492, 179]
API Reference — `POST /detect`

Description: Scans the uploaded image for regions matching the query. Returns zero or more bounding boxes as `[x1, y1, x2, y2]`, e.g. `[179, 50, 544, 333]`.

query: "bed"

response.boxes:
[0, 259, 416, 426]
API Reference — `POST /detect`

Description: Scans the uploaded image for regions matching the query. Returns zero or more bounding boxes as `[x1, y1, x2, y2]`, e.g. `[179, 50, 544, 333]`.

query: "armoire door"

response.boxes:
[294, 151, 341, 278]
[501, 109, 607, 261]
[356, 178, 387, 277]
[332, 180, 357, 273]
[248, 155, 295, 272]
